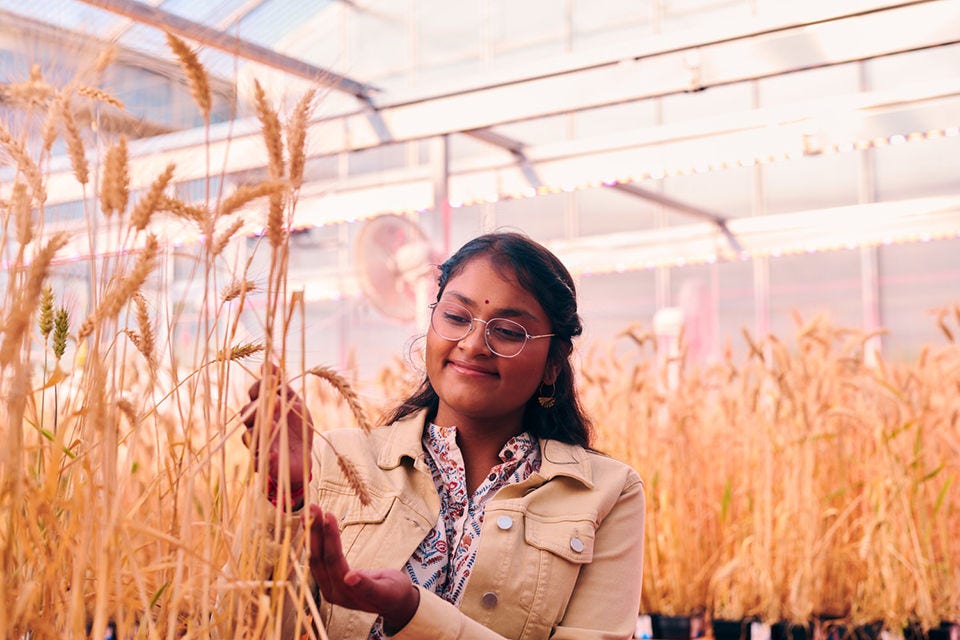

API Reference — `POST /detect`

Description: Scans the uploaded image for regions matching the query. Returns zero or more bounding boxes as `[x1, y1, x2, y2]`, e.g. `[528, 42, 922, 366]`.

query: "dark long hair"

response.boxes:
[383, 231, 593, 448]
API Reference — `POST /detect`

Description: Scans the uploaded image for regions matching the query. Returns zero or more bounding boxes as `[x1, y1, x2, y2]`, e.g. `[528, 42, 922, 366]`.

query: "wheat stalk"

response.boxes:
[0, 232, 71, 366]
[132, 292, 155, 367]
[286, 89, 316, 191]
[130, 165, 176, 232]
[78, 85, 124, 110]
[306, 366, 372, 433]
[0, 120, 46, 202]
[212, 218, 246, 258]
[218, 180, 287, 218]
[165, 32, 212, 121]
[40, 97, 60, 155]
[335, 454, 372, 507]
[59, 94, 89, 185]
[159, 195, 207, 226]
[12, 182, 32, 247]
[221, 279, 258, 303]
[100, 137, 130, 218]
[252, 81, 286, 249]
[2, 64, 55, 109]
[38, 285, 54, 341]
[216, 342, 265, 362]
[77, 235, 160, 341]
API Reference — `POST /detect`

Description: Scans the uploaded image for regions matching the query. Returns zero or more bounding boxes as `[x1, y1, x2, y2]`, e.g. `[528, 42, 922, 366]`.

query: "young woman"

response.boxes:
[241, 231, 645, 639]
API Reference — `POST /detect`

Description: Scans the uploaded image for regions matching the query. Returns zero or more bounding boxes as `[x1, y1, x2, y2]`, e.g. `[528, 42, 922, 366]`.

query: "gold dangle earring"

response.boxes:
[537, 383, 556, 408]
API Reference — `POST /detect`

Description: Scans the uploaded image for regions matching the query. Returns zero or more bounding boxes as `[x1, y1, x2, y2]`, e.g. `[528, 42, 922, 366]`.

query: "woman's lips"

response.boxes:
[447, 359, 499, 377]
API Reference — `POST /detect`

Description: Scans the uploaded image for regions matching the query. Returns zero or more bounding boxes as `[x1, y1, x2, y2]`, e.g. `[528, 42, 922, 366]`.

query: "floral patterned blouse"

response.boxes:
[370, 422, 541, 638]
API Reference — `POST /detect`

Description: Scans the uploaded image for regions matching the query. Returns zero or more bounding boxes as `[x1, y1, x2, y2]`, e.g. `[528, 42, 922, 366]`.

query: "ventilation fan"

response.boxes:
[354, 214, 442, 323]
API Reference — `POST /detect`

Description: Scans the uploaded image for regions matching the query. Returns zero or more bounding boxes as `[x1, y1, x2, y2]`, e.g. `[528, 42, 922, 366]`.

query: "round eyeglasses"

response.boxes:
[429, 300, 555, 358]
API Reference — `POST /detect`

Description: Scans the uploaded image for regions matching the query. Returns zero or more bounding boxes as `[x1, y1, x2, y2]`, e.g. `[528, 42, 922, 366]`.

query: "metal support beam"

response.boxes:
[612, 182, 743, 254]
[466, 127, 739, 246]
[465, 128, 543, 190]
[74, 0, 378, 102]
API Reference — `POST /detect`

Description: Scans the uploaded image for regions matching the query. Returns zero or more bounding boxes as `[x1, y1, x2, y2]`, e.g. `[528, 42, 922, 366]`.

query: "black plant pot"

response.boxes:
[819, 620, 882, 640]
[713, 619, 752, 640]
[771, 621, 812, 640]
[929, 623, 960, 640]
[652, 614, 706, 639]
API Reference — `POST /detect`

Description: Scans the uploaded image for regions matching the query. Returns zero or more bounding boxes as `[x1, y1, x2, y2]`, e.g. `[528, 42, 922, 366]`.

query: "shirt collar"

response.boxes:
[377, 409, 595, 489]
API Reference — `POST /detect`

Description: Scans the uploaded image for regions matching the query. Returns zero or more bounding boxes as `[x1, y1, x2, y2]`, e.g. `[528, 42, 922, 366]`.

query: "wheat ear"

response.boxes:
[100, 136, 129, 217]
[212, 218, 246, 257]
[132, 292, 155, 367]
[335, 454, 372, 507]
[0, 232, 70, 366]
[165, 32, 212, 121]
[287, 89, 317, 191]
[40, 97, 60, 155]
[78, 235, 160, 340]
[159, 195, 207, 225]
[59, 94, 89, 185]
[221, 278, 257, 303]
[12, 182, 32, 247]
[307, 365, 373, 433]
[216, 342, 264, 362]
[218, 180, 287, 218]
[77, 85, 124, 110]
[130, 164, 175, 232]
[0, 121, 46, 203]
[253, 80, 286, 248]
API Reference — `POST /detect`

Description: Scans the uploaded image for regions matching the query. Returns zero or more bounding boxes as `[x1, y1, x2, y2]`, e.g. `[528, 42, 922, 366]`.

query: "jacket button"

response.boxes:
[570, 537, 585, 553]
[496, 515, 513, 530]
[481, 592, 498, 609]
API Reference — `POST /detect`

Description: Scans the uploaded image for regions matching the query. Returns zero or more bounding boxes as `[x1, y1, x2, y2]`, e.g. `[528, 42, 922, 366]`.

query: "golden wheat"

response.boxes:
[0, 231, 70, 366]
[307, 365, 373, 433]
[100, 136, 130, 217]
[286, 89, 316, 191]
[59, 93, 89, 185]
[130, 164, 176, 231]
[221, 278, 258, 303]
[12, 181, 32, 247]
[212, 217, 246, 257]
[77, 85, 124, 110]
[165, 32, 212, 121]
[218, 180, 287, 218]
[77, 235, 159, 341]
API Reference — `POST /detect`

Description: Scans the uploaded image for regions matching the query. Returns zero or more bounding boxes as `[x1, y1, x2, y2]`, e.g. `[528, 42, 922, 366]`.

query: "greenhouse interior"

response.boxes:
[1, 0, 958, 638]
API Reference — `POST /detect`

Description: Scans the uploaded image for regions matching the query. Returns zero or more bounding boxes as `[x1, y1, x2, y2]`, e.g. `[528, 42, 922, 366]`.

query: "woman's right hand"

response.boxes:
[240, 365, 314, 499]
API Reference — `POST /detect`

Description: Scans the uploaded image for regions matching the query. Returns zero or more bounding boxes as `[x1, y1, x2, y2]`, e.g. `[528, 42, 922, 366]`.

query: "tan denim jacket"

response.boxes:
[252, 411, 645, 640]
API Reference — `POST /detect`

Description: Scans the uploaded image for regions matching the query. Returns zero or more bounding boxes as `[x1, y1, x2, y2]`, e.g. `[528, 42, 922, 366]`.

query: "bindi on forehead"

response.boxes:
[485, 299, 490, 304]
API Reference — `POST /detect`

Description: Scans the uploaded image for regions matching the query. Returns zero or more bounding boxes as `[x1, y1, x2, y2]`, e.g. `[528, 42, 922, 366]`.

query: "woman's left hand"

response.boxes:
[308, 505, 420, 632]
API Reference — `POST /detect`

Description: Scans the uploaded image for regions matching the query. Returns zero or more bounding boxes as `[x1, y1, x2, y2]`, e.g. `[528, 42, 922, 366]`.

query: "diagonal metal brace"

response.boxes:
[612, 182, 743, 255]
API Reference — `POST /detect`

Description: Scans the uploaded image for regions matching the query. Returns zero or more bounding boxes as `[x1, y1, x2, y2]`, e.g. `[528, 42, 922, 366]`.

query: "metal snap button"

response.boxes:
[496, 515, 513, 530]
[481, 592, 498, 608]
[570, 536, 585, 553]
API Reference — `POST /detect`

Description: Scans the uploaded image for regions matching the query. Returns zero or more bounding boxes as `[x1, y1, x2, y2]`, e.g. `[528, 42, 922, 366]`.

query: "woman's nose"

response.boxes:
[459, 320, 492, 354]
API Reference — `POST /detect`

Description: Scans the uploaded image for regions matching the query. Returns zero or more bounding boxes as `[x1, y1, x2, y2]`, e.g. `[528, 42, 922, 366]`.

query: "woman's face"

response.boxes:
[427, 255, 555, 432]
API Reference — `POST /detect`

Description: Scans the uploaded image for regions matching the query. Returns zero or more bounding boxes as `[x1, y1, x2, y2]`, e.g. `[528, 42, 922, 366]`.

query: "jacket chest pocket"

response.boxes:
[468, 512, 597, 639]
[523, 513, 596, 625]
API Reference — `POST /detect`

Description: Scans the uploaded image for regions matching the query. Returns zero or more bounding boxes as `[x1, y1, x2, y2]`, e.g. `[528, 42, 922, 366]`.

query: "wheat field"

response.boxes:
[1, 35, 957, 639]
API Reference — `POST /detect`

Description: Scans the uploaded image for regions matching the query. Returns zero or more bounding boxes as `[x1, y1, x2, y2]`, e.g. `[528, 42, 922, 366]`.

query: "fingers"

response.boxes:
[309, 506, 343, 601]
[307, 506, 417, 622]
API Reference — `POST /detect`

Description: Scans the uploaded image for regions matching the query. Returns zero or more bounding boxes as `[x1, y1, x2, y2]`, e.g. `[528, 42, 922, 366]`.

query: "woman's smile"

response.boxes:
[446, 358, 499, 378]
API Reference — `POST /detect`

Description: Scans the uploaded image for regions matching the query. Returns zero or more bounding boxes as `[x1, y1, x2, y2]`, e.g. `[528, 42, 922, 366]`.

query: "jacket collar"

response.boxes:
[377, 410, 430, 469]
[538, 438, 594, 489]
[377, 409, 595, 489]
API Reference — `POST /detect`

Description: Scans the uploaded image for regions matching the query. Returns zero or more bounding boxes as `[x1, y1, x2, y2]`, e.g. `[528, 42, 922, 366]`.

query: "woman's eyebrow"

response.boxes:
[444, 291, 536, 320]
